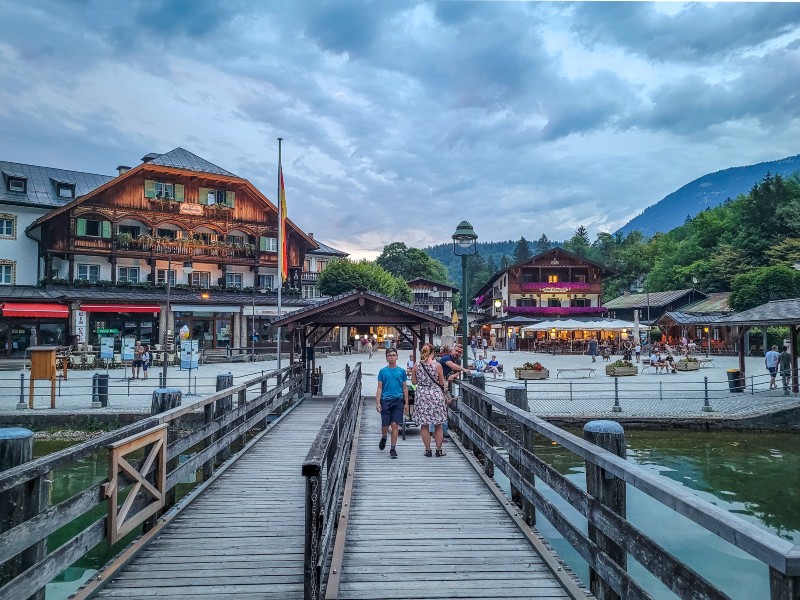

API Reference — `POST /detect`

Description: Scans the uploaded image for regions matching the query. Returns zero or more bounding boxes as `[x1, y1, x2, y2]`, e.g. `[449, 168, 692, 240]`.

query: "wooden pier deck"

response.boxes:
[95, 398, 335, 599]
[333, 398, 577, 600]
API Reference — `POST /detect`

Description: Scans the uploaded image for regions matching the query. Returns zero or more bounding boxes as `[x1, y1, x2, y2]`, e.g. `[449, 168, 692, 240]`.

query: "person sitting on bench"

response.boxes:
[649, 351, 667, 374]
[485, 355, 503, 379]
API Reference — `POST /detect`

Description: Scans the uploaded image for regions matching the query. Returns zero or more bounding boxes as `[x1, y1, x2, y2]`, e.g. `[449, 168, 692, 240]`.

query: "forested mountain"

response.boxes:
[618, 154, 800, 237]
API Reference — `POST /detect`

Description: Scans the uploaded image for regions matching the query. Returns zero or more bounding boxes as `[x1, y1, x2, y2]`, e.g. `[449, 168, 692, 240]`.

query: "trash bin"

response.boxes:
[92, 373, 109, 407]
[726, 369, 744, 393]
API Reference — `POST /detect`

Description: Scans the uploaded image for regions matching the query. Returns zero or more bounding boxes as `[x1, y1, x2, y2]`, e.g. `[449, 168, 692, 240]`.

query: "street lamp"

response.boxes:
[452, 221, 478, 368]
[704, 326, 710, 357]
[162, 259, 193, 388]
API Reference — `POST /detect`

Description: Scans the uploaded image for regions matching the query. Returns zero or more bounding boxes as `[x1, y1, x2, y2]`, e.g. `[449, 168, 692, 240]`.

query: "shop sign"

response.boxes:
[179, 203, 204, 216]
[124, 322, 138, 328]
[74, 310, 87, 343]
[96, 328, 119, 334]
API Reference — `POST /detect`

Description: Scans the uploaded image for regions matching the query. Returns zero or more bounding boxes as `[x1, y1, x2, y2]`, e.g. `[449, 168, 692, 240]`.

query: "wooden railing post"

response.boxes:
[584, 420, 627, 600]
[769, 567, 800, 600]
[304, 472, 322, 600]
[0, 428, 48, 600]
[149, 389, 182, 525]
[215, 373, 234, 465]
[505, 385, 535, 525]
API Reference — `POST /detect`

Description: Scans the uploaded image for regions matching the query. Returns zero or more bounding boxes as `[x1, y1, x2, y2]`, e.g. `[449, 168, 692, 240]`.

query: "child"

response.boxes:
[376, 348, 408, 459]
[141, 345, 151, 380]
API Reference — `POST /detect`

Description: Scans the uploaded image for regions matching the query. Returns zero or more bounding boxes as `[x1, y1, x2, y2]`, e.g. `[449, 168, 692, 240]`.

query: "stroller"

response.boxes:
[401, 381, 417, 440]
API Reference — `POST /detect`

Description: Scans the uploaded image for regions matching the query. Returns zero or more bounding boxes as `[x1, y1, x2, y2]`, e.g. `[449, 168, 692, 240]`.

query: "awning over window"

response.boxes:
[80, 304, 161, 313]
[2, 303, 69, 318]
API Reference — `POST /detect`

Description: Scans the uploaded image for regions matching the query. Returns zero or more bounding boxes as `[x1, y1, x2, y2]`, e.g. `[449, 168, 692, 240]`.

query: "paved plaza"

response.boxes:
[1, 348, 797, 424]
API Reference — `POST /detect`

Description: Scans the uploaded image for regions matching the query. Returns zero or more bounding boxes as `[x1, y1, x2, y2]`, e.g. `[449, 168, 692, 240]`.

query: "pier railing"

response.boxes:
[0, 364, 303, 600]
[302, 363, 362, 600]
[452, 378, 800, 600]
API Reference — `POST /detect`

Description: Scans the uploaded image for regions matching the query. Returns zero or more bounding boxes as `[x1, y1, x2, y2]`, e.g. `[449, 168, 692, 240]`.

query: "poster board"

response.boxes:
[100, 337, 114, 360]
[121, 337, 136, 361]
[180, 340, 199, 369]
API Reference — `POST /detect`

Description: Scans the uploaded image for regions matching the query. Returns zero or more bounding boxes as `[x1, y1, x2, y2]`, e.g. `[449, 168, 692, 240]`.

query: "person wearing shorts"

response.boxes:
[765, 345, 780, 390]
[141, 345, 150, 380]
[132, 340, 144, 379]
[376, 347, 408, 459]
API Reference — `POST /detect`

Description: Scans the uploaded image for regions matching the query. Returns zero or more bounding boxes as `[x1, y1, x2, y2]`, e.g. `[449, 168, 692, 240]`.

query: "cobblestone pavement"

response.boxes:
[1, 348, 797, 421]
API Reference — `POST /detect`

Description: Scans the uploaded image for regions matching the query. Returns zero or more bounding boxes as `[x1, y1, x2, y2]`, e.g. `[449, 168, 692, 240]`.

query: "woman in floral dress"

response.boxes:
[411, 343, 448, 457]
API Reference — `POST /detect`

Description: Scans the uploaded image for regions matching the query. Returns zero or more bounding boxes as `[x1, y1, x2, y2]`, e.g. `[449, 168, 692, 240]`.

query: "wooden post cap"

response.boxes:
[583, 420, 624, 435]
[0, 427, 34, 440]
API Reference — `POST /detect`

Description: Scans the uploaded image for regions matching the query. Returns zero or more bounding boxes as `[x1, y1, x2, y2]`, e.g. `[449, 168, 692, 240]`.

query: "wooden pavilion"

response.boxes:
[718, 298, 800, 393]
[269, 288, 451, 393]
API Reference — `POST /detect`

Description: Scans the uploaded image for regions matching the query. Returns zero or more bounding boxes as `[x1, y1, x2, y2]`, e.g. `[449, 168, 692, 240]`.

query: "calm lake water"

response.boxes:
[35, 430, 798, 600]
[494, 429, 800, 600]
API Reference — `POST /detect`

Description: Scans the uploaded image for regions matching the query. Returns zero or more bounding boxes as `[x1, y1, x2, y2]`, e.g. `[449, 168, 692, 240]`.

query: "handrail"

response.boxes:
[302, 363, 362, 600]
[452, 379, 800, 600]
[0, 363, 304, 600]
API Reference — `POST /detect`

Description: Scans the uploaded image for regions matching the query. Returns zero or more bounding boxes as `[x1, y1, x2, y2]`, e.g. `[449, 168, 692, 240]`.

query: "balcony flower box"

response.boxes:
[506, 306, 606, 316]
[520, 282, 591, 292]
[675, 360, 700, 371]
[605, 361, 638, 377]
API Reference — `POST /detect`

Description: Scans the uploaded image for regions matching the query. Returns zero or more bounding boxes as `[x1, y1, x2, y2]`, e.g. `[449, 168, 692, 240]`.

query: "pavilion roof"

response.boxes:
[717, 298, 800, 326]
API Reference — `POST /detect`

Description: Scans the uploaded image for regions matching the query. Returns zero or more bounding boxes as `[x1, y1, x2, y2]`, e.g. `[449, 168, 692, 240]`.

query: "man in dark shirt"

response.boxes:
[433, 345, 472, 440]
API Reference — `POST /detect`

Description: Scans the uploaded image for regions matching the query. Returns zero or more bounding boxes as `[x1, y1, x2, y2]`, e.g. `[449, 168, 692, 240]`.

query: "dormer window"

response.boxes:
[57, 183, 75, 199]
[8, 178, 26, 193]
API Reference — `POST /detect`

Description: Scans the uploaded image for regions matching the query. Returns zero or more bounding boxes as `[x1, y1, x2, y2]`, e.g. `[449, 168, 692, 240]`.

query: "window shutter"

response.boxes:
[144, 179, 156, 199]
[174, 183, 185, 202]
[76, 218, 86, 236]
[226, 190, 235, 208]
[101, 221, 112, 239]
[259, 236, 268, 252]
[198, 187, 209, 205]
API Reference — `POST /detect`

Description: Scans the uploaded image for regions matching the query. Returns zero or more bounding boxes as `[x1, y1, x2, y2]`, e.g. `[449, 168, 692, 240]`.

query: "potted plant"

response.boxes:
[606, 360, 638, 376]
[515, 361, 549, 380]
[675, 356, 700, 371]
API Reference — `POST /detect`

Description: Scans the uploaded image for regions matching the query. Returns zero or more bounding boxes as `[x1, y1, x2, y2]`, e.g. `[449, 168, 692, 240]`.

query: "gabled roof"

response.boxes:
[269, 288, 451, 328]
[146, 147, 237, 177]
[658, 311, 730, 326]
[407, 277, 458, 291]
[681, 292, 732, 314]
[717, 298, 800, 326]
[0, 161, 112, 209]
[604, 289, 703, 310]
[308, 240, 348, 257]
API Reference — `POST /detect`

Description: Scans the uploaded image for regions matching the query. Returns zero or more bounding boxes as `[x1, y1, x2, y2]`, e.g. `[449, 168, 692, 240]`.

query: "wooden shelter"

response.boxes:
[717, 298, 800, 393]
[269, 288, 451, 393]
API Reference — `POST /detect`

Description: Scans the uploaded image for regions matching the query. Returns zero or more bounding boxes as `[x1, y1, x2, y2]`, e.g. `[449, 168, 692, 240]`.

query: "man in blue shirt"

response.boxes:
[376, 347, 408, 458]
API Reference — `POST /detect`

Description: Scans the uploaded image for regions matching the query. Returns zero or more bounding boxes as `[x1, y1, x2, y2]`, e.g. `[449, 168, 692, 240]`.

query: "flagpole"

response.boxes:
[276, 137, 283, 371]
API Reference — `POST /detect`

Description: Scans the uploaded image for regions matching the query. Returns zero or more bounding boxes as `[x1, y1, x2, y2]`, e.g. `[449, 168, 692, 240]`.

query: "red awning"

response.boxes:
[81, 304, 161, 313]
[2, 303, 69, 318]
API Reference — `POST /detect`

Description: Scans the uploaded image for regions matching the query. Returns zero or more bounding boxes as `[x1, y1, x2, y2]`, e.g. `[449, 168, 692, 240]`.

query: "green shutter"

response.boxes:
[259, 236, 267, 252]
[76, 218, 86, 236]
[144, 179, 156, 199]
[226, 190, 235, 208]
[198, 187, 209, 205]
[174, 183, 185, 202]
[101, 221, 112, 239]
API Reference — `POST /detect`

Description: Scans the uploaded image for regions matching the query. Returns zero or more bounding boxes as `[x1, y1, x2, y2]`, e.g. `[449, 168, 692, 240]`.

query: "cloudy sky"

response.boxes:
[2, 1, 799, 258]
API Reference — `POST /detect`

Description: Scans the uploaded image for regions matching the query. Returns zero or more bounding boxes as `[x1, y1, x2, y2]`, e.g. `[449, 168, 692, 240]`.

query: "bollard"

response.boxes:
[92, 373, 109, 408]
[584, 420, 627, 600]
[345, 363, 351, 379]
[17, 373, 26, 410]
[612, 377, 622, 412]
[659, 380, 663, 402]
[0, 428, 48, 599]
[569, 381, 573, 402]
[505, 386, 535, 525]
[703, 376, 712, 412]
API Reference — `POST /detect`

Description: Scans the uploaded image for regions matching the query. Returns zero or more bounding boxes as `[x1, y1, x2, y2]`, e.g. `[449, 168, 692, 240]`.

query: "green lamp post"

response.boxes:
[452, 221, 478, 369]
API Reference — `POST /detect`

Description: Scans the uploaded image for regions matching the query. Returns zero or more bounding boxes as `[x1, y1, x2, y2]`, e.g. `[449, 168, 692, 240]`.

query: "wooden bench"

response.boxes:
[556, 368, 596, 378]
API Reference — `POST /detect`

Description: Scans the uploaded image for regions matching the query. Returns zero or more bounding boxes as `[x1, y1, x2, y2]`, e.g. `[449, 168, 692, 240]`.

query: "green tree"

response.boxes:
[500, 254, 512, 270]
[765, 238, 800, 268]
[729, 265, 800, 311]
[486, 255, 496, 276]
[512, 237, 531, 263]
[376, 242, 451, 284]
[564, 226, 591, 258]
[535, 233, 552, 254]
[318, 258, 413, 302]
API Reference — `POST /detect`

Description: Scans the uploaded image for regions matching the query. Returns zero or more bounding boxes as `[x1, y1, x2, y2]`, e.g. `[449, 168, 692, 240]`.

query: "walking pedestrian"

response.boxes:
[481, 336, 488, 359]
[411, 343, 448, 457]
[778, 345, 792, 395]
[368, 340, 374, 360]
[470, 335, 478, 360]
[588, 336, 598, 362]
[765, 345, 780, 389]
[634, 341, 641, 363]
[376, 347, 408, 459]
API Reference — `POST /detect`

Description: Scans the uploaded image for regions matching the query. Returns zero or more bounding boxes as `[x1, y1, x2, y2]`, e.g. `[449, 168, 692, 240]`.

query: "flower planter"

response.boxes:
[605, 366, 638, 377]
[515, 368, 549, 380]
[675, 361, 700, 371]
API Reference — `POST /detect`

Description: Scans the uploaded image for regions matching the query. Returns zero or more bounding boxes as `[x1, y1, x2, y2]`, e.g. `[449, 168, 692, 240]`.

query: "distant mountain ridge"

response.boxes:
[617, 154, 800, 237]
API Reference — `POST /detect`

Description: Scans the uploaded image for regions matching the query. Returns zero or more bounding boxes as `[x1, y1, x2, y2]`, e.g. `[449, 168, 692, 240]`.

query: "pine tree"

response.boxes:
[512, 237, 531, 264]
[535, 234, 551, 254]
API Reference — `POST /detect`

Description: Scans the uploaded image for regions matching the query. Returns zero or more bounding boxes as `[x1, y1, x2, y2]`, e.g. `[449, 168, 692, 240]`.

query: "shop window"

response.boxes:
[257, 274, 274, 289]
[0, 262, 14, 284]
[547, 275, 559, 283]
[189, 271, 211, 289]
[118, 267, 140, 283]
[225, 273, 243, 288]
[77, 264, 100, 282]
[157, 269, 176, 286]
[119, 225, 141, 238]
[259, 236, 277, 252]
[0, 216, 15, 239]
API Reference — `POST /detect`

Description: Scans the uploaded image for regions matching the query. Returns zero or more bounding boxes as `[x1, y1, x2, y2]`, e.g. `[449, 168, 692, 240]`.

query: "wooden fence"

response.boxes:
[302, 363, 362, 600]
[452, 378, 800, 600]
[0, 364, 303, 600]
